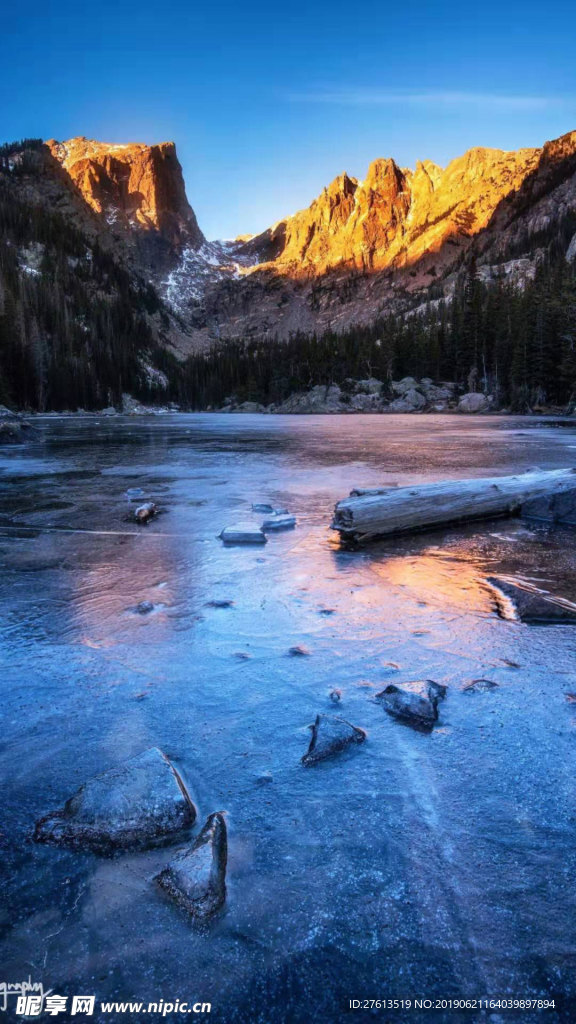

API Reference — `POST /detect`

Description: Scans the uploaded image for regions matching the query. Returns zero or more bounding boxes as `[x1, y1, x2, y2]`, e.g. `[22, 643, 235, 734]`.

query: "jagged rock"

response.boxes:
[566, 231, 576, 263]
[252, 503, 274, 513]
[458, 392, 489, 413]
[155, 812, 227, 920]
[34, 748, 196, 851]
[134, 502, 157, 524]
[100, 406, 118, 416]
[376, 681, 442, 730]
[262, 514, 296, 531]
[521, 488, 576, 525]
[205, 599, 234, 608]
[288, 645, 311, 657]
[302, 714, 366, 765]
[219, 523, 267, 545]
[329, 689, 342, 703]
[485, 576, 576, 624]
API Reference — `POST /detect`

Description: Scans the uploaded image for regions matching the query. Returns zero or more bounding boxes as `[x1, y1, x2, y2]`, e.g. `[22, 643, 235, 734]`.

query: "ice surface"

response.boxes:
[3, 413, 576, 1019]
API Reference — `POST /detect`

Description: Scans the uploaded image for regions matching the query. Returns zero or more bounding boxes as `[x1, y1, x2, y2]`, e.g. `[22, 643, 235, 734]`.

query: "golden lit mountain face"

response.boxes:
[46, 137, 204, 251]
[257, 145, 543, 276]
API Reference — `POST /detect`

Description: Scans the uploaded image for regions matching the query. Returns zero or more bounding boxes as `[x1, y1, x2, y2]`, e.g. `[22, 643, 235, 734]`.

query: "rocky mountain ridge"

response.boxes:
[14, 130, 576, 353]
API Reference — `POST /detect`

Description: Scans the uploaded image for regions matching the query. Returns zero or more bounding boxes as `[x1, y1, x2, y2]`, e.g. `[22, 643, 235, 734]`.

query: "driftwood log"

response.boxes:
[331, 468, 576, 544]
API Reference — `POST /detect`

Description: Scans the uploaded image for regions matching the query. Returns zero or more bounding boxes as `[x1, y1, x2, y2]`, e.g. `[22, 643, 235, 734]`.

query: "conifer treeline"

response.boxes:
[178, 248, 576, 412]
[0, 143, 177, 411]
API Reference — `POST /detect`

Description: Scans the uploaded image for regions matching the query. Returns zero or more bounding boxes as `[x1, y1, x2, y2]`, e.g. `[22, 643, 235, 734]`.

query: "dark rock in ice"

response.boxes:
[206, 599, 234, 608]
[329, 688, 342, 703]
[220, 523, 267, 545]
[274, 507, 289, 515]
[486, 576, 576, 624]
[262, 514, 296, 531]
[233, 651, 252, 660]
[302, 714, 366, 765]
[319, 607, 336, 616]
[255, 771, 273, 785]
[134, 502, 157, 524]
[376, 682, 441, 730]
[34, 748, 196, 852]
[463, 678, 499, 693]
[155, 812, 227, 921]
[136, 601, 154, 615]
[252, 503, 274, 513]
[288, 645, 311, 657]
[521, 487, 576, 526]
[427, 680, 448, 702]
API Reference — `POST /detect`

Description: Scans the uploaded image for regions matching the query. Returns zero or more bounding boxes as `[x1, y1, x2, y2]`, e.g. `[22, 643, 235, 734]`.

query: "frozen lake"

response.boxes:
[2, 413, 576, 1022]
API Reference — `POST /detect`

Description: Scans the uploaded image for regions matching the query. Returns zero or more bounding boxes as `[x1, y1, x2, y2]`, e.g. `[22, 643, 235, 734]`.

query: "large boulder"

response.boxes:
[348, 393, 384, 412]
[388, 388, 427, 412]
[458, 392, 489, 413]
[235, 401, 267, 413]
[354, 378, 384, 395]
[302, 714, 366, 764]
[156, 812, 227, 921]
[34, 748, 196, 851]
[391, 376, 419, 395]
[277, 385, 343, 414]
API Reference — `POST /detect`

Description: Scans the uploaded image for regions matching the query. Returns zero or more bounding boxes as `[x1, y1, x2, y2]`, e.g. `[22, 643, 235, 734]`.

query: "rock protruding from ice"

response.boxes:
[377, 681, 443, 730]
[262, 514, 296, 531]
[34, 748, 196, 851]
[486, 575, 576, 624]
[155, 812, 227, 921]
[219, 523, 267, 545]
[134, 502, 157, 524]
[302, 714, 366, 765]
[252, 503, 274, 513]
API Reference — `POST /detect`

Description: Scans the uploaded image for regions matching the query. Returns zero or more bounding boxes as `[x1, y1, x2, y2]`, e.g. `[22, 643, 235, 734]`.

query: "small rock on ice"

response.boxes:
[155, 812, 227, 921]
[302, 714, 366, 765]
[219, 523, 267, 545]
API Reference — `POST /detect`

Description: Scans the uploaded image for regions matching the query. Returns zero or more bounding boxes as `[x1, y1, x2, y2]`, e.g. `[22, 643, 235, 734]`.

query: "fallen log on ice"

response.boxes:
[331, 468, 576, 544]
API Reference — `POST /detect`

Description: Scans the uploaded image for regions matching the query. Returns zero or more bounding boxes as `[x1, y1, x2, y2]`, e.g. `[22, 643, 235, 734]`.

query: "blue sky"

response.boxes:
[2, 0, 575, 239]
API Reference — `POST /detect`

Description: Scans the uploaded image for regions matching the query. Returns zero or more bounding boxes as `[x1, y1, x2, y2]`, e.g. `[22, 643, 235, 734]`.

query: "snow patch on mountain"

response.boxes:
[161, 239, 263, 315]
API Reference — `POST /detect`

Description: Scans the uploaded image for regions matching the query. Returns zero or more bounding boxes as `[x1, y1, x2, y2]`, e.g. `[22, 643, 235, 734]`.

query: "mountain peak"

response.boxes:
[46, 136, 204, 255]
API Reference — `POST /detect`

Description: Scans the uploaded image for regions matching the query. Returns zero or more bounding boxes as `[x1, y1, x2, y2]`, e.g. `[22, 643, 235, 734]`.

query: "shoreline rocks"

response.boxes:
[34, 748, 196, 852]
[217, 378, 503, 415]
